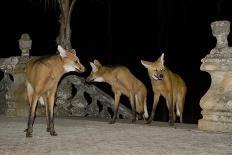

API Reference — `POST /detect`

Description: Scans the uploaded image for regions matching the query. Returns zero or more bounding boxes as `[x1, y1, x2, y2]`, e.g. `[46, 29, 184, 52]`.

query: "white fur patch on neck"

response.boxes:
[94, 77, 105, 82]
[152, 75, 159, 80]
[64, 65, 76, 72]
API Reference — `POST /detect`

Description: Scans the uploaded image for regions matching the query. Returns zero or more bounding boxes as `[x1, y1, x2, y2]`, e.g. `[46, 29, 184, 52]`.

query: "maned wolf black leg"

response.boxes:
[109, 92, 121, 124]
[178, 95, 185, 123]
[48, 90, 57, 136]
[26, 96, 38, 137]
[180, 113, 183, 123]
[48, 111, 57, 136]
[129, 93, 136, 123]
[137, 113, 143, 120]
[44, 95, 51, 132]
[168, 110, 175, 126]
[167, 96, 174, 126]
[146, 94, 160, 124]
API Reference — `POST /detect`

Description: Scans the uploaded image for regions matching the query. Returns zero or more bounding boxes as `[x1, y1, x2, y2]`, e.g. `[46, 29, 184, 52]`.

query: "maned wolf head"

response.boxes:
[58, 45, 86, 73]
[86, 59, 105, 82]
[141, 53, 165, 80]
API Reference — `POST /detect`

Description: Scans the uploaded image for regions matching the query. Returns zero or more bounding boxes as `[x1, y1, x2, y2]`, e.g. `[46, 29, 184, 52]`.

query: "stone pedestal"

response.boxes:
[198, 20, 232, 132]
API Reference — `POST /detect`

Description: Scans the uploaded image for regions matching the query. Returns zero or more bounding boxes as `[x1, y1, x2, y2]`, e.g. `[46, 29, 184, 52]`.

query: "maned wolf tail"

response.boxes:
[143, 97, 149, 119]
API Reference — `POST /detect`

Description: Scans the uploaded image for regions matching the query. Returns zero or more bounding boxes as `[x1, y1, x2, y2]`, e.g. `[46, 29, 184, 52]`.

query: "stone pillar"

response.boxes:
[198, 20, 232, 132]
[0, 57, 29, 117]
[13, 56, 30, 117]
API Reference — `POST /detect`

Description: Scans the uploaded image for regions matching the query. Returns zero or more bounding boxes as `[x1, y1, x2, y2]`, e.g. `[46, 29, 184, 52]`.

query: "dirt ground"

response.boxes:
[0, 116, 231, 155]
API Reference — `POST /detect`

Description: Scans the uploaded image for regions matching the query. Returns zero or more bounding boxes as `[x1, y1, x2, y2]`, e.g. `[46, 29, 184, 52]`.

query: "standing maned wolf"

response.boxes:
[86, 60, 149, 124]
[141, 53, 187, 126]
[24, 45, 85, 137]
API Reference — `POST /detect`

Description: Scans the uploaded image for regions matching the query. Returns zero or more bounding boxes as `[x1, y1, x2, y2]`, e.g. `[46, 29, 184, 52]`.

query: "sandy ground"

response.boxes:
[0, 116, 232, 155]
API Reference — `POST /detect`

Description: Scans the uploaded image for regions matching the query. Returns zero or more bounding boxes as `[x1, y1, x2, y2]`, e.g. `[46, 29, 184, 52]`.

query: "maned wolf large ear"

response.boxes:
[90, 62, 98, 72]
[141, 60, 152, 68]
[94, 59, 102, 67]
[158, 53, 165, 65]
[57, 45, 67, 58]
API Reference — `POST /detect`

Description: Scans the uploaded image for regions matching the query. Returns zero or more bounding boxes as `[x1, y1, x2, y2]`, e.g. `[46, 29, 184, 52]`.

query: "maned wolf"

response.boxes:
[141, 53, 187, 126]
[86, 60, 149, 124]
[24, 45, 85, 137]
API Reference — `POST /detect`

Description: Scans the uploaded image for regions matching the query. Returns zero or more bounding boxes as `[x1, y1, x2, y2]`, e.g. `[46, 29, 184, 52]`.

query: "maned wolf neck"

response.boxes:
[27, 55, 66, 81]
[44, 55, 66, 79]
[98, 66, 124, 85]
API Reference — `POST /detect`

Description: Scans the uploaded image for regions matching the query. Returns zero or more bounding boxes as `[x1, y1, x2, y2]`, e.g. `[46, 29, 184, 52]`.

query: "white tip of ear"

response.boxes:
[160, 53, 164, 65]
[141, 60, 145, 66]
[58, 45, 66, 58]
[90, 62, 94, 67]
[141, 60, 149, 68]
[90, 62, 97, 72]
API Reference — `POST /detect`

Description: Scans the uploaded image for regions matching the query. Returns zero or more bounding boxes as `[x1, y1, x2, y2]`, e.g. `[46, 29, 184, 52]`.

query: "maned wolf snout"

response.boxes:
[24, 45, 85, 137]
[86, 76, 94, 82]
[141, 53, 187, 126]
[86, 60, 149, 124]
[152, 73, 164, 80]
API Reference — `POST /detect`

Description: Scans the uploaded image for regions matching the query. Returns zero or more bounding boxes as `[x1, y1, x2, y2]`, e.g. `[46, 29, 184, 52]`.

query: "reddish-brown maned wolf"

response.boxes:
[141, 53, 187, 126]
[24, 45, 85, 137]
[86, 60, 149, 124]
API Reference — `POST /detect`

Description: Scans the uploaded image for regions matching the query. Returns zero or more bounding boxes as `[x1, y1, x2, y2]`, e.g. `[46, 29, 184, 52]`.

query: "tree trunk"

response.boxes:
[56, 0, 77, 49]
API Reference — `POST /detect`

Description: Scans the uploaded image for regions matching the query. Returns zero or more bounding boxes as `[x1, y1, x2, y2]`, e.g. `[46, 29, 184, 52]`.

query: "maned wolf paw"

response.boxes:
[137, 114, 143, 120]
[50, 131, 58, 136]
[109, 119, 116, 124]
[26, 131, 32, 138]
[25, 128, 33, 137]
[145, 119, 152, 124]
[131, 118, 136, 123]
[169, 120, 175, 126]
[47, 128, 51, 132]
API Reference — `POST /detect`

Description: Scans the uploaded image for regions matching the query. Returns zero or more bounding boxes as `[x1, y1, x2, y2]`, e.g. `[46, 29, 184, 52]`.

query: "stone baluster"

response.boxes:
[198, 20, 232, 132]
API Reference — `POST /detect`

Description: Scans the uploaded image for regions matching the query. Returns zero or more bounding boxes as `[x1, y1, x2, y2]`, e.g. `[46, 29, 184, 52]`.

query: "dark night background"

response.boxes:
[1, 0, 232, 124]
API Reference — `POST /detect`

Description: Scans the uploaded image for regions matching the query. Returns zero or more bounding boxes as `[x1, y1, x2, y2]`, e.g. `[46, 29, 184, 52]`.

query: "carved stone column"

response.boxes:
[198, 20, 232, 132]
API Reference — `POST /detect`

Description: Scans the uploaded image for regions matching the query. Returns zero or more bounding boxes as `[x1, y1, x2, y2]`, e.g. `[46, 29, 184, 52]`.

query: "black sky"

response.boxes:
[1, 0, 232, 123]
